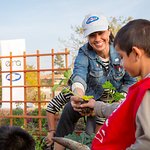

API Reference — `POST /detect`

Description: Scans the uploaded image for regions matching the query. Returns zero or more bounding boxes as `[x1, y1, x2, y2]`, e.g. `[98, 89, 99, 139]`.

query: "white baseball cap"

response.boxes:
[82, 13, 109, 37]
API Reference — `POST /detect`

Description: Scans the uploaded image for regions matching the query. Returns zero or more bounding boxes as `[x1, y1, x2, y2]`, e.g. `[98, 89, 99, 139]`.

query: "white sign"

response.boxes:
[1, 39, 25, 108]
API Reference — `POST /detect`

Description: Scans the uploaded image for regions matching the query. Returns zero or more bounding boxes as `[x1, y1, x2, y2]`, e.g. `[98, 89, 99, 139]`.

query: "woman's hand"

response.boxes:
[71, 96, 82, 112]
[45, 131, 55, 146]
[71, 96, 96, 116]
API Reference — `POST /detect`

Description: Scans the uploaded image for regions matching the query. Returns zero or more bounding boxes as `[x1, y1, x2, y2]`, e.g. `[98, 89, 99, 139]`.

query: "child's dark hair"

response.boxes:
[0, 126, 35, 150]
[114, 19, 150, 56]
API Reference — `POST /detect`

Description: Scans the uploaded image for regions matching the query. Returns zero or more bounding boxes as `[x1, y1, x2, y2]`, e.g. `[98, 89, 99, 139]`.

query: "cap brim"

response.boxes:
[84, 26, 108, 37]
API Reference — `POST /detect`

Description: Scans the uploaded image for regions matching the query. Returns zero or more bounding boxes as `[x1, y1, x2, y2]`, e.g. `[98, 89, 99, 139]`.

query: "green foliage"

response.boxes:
[12, 108, 24, 126]
[52, 69, 72, 91]
[109, 16, 133, 36]
[0, 108, 47, 130]
[29, 129, 47, 150]
[65, 131, 95, 149]
[34, 136, 43, 150]
[61, 87, 72, 94]
[102, 81, 116, 91]
[81, 95, 94, 101]
[27, 108, 47, 129]
[63, 69, 72, 79]
[54, 55, 65, 68]
[102, 81, 125, 103]
[52, 70, 94, 102]
[59, 25, 86, 60]
[113, 92, 125, 101]
[0, 108, 48, 150]
[0, 108, 24, 126]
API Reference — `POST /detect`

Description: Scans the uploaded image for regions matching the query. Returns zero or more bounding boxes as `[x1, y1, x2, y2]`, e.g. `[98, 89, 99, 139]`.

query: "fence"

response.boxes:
[0, 49, 70, 136]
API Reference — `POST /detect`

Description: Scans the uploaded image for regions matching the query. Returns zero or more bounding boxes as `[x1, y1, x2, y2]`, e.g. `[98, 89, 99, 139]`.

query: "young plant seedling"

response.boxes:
[52, 69, 72, 92]
[102, 81, 125, 103]
[52, 70, 94, 115]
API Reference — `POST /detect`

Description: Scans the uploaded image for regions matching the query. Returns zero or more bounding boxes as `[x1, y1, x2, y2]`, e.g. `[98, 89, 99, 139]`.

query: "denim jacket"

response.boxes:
[71, 43, 137, 100]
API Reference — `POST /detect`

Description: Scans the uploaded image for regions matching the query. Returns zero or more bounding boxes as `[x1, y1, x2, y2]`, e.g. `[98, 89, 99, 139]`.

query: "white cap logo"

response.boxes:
[86, 16, 99, 24]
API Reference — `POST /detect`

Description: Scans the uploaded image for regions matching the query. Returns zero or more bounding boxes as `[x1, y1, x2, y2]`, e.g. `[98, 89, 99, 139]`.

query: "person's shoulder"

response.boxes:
[80, 43, 88, 51]
[109, 43, 118, 54]
[109, 43, 121, 63]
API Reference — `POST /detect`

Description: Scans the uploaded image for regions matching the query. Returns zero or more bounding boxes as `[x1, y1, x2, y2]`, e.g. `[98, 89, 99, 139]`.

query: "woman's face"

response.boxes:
[88, 30, 110, 53]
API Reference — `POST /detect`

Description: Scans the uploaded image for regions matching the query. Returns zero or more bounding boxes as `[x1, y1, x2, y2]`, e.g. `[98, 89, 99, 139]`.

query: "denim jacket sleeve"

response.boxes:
[71, 47, 89, 90]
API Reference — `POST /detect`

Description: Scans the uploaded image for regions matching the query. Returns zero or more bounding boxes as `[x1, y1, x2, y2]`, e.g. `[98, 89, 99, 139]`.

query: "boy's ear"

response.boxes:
[132, 46, 143, 61]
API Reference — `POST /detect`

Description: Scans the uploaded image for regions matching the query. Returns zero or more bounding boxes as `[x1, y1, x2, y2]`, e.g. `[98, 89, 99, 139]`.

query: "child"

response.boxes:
[71, 19, 150, 149]
[0, 126, 35, 150]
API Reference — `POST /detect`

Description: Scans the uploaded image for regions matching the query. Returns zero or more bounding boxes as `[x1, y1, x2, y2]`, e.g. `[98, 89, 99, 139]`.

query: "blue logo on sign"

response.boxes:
[86, 16, 99, 24]
[6, 73, 21, 81]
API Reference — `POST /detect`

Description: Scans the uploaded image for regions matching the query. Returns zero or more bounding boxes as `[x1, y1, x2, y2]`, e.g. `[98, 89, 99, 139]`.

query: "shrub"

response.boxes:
[27, 108, 47, 129]
[65, 131, 95, 149]
[0, 108, 24, 126]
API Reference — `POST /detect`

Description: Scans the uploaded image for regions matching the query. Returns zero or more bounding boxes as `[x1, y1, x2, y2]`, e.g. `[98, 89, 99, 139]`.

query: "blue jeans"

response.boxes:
[55, 102, 96, 137]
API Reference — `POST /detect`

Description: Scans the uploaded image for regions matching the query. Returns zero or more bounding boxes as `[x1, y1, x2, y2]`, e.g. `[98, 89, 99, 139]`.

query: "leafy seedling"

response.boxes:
[102, 81, 125, 103]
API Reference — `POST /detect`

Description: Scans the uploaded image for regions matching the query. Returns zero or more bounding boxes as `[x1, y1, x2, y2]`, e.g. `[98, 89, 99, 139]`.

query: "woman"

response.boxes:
[46, 12, 136, 150]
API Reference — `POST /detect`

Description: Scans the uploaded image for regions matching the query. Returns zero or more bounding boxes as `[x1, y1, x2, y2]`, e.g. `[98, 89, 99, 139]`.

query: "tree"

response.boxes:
[25, 65, 38, 101]
[108, 16, 133, 36]
[54, 55, 65, 68]
[26, 65, 38, 86]
[59, 25, 86, 67]
[25, 65, 45, 102]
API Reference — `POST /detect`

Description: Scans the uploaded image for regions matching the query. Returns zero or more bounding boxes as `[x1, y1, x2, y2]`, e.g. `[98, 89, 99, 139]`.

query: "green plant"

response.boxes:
[0, 108, 24, 126]
[52, 70, 94, 115]
[27, 108, 47, 129]
[52, 70, 72, 91]
[27, 129, 47, 150]
[0, 108, 48, 150]
[65, 131, 95, 149]
[102, 81, 125, 103]
[52, 70, 94, 102]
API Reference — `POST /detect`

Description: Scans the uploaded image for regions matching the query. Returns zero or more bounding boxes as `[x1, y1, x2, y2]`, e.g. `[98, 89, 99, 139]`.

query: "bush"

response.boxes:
[27, 108, 47, 129]
[65, 131, 95, 149]
[0, 108, 24, 126]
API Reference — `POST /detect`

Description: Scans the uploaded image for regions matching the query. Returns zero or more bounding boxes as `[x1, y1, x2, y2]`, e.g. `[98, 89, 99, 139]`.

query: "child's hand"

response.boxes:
[80, 99, 96, 109]
[71, 96, 95, 116]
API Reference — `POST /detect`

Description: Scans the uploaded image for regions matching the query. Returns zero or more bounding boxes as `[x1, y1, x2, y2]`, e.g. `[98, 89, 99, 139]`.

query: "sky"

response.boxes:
[0, 0, 150, 55]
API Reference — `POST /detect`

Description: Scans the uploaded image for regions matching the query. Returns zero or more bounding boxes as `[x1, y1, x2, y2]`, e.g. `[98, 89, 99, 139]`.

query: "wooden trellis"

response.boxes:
[0, 49, 70, 136]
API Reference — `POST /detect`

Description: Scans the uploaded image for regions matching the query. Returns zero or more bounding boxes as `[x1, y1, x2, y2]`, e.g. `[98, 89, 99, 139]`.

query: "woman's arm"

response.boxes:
[45, 112, 56, 146]
[46, 92, 72, 145]
[71, 48, 89, 91]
